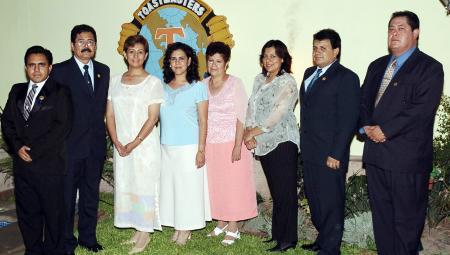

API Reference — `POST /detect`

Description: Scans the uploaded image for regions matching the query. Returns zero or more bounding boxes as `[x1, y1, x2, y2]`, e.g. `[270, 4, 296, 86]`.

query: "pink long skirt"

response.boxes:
[205, 141, 258, 221]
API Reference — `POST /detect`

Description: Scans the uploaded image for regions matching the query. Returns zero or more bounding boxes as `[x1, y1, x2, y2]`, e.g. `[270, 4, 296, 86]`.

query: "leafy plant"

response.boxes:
[345, 170, 371, 218]
[429, 95, 450, 227]
[0, 107, 13, 183]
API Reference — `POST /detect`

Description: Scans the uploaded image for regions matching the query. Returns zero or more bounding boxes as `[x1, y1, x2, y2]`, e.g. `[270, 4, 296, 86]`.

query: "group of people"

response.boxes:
[1, 10, 444, 255]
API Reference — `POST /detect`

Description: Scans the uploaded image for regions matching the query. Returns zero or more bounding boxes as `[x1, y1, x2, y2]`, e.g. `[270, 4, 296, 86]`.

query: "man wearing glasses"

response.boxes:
[51, 24, 110, 255]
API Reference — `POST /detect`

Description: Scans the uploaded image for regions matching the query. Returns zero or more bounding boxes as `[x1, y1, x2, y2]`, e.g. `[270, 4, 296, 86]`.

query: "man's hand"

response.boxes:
[117, 23, 140, 54]
[18, 146, 32, 162]
[326, 156, 340, 170]
[364, 125, 386, 143]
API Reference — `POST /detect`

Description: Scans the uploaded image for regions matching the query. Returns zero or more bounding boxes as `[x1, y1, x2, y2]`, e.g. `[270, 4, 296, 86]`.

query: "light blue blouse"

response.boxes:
[160, 81, 208, 145]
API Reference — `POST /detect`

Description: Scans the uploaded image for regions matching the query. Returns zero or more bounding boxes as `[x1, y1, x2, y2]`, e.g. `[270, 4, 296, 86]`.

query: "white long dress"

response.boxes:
[108, 74, 164, 232]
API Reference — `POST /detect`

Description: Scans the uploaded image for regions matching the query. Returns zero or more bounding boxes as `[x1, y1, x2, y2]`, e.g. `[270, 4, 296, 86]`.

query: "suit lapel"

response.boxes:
[15, 83, 28, 118]
[374, 50, 420, 108]
[307, 62, 339, 97]
[27, 80, 54, 121]
[93, 61, 103, 98]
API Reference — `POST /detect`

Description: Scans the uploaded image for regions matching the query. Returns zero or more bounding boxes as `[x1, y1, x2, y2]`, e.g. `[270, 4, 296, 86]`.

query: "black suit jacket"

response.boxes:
[360, 49, 444, 173]
[51, 57, 110, 160]
[1, 78, 72, 175]
[300, 62, 360, 168]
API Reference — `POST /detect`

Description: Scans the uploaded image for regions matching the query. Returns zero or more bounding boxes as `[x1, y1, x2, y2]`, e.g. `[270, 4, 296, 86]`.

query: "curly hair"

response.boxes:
[259, 40, 292, 76]
[206, 41, 231, 63]
[162, 42, 200, 84]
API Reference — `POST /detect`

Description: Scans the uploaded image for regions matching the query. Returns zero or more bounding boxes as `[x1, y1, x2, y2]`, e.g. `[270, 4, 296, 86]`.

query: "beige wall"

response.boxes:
[1, 0, 449, 155]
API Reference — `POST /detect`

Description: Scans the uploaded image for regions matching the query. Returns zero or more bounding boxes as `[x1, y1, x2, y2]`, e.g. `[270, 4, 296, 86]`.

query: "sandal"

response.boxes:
[206, 224, 228, 237]
[221, 230, 240, 246]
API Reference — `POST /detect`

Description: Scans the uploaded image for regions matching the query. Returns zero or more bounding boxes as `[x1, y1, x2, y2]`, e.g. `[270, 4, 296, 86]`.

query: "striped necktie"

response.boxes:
[23, 84, 38, 120]
[375, 59, 397, 107]
[306, 68, 322, 92]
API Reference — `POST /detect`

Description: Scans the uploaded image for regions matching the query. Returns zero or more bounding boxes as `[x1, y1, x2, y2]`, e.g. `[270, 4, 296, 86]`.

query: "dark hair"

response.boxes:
[163, 42, 200, 84]
[24, 45, 53, 65]
[123, 35, 149, 67]
[313, 29, 341, 60]
[71, 24, 97, 43]
[259, 40, 292, 76]
[206, 41, 231, 63]
[389, 11, 420, 31]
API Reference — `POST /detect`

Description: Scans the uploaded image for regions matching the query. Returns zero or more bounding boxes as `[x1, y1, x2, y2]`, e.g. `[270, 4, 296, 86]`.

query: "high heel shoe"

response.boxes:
[175, 230, 192, 246]
[128, 233, 150, 254]
[206, 224, 228, 237]
[221, 230, 240, 246]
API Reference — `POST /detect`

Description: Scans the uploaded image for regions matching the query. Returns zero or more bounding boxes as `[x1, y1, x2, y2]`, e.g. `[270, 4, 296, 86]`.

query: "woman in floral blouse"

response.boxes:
[244, 39, 299, 252]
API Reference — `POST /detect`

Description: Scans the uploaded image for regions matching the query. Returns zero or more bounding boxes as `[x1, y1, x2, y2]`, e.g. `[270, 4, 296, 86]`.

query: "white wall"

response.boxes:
[1, 0, 449, 155]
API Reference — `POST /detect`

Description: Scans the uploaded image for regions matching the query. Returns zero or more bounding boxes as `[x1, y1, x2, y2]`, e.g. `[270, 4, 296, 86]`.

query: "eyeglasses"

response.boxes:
[170, 56, 187, 63]
[76, 40, 96, 47]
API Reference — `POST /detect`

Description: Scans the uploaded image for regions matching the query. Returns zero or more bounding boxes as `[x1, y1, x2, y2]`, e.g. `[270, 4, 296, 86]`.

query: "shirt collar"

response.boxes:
[28, 77, 48, 89]
[390, 47, 416, 68]
[315, 59, 336, 76]
[74, 56, 93, 73]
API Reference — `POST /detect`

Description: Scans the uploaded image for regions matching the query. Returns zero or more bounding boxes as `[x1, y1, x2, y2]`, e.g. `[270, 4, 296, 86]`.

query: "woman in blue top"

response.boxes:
[159, 42, 211, 246]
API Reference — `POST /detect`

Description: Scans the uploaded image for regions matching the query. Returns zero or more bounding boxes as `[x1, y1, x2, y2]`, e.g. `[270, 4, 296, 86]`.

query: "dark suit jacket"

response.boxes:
[360, 49, 444, 173]
[1, 78, 72, 175]
[300, 62, 360, 169]
[51, 57, 110, 160]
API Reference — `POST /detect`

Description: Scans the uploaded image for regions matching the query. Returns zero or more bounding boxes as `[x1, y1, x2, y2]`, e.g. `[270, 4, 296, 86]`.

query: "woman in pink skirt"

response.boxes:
[203, 42, 258, 246]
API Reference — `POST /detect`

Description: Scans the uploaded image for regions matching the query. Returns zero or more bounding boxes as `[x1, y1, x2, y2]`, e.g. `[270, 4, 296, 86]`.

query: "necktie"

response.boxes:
[306, 68, 322, 92]
[83, 65, 94, 93]
[23, 84, 37, 120]
[375, 59, 397, 107]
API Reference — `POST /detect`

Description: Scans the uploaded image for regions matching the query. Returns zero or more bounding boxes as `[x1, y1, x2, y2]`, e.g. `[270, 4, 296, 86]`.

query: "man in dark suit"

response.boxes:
[359, 11, 444, 255]
[300, 29, 360, 255]
[1, 46, 72, 255]
[51, 24, 110, 254]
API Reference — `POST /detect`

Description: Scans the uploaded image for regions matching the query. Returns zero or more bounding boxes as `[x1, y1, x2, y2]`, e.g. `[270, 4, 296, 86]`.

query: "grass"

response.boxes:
[74, 193, 374, 255]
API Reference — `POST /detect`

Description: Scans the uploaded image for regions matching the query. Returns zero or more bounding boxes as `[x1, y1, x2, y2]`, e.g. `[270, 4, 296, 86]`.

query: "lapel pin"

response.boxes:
[322, 77, 327, 81]
[393, 82, 398, 86]
[97, 74, 101, 78]
[39, 95, 45, 101]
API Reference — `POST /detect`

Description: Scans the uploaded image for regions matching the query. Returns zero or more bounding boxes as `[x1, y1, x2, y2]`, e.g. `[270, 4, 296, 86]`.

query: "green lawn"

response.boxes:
[74, 193, 374, 255]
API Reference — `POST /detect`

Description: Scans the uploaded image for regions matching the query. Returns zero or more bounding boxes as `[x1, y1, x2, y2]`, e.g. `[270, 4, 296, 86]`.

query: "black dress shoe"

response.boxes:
[64, 252, 75, 255]
[78, 242, 104, 252]
[263, 238, 275, 243]
[267, 242, 297, 252]
[301, 242, 320, 251]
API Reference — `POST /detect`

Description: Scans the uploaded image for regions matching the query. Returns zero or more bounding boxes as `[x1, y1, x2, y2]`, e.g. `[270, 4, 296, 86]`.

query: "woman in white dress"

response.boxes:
[106, 35, 164, 254]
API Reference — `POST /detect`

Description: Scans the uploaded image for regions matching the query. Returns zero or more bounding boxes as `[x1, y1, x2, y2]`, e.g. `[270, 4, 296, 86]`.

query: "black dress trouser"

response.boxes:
[259, 141, 298, 243]
[366, 164, 429, 255]
[303, 160, 346, 255]
[14, 172, 65, 255]
[64, 156, 103, 252]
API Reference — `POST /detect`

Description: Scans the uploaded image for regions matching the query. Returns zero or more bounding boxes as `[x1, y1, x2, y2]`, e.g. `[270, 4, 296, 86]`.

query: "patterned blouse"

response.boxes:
[245, 72, 299, 156]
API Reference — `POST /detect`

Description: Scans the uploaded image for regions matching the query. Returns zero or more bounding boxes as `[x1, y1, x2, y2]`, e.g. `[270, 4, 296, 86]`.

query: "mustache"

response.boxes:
[81, 48, 92, 53]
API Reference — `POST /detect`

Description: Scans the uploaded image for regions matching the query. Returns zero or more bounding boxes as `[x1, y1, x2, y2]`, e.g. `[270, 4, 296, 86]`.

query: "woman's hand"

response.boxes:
[196, 151, 205, 168]
[243, 128, 254, 142]
[231, 145, 241, 163]
[245, 138, 257, 150]
[114, 141, 127, 157]
[124, 139, 140, 156]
